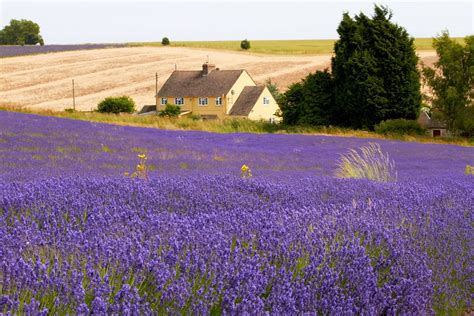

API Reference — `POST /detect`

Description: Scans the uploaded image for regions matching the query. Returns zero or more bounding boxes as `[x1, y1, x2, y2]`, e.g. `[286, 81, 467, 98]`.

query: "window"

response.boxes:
[161, 98, 168, 105]
[198, 97, 208, 106]
[215, 97, 222, 106]
[175, 97, 184, 105]
[263, 97, 270, 105]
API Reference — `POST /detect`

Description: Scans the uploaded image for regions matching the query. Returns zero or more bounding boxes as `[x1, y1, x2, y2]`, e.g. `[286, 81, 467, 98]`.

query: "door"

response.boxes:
[433, 130, 441, 137]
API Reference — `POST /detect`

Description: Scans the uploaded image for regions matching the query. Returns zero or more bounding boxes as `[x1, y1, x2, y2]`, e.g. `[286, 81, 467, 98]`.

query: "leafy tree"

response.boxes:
[240, 39, 251, 50]
[277, 82, 304, 125]
[331, 5, 421, 129]
[97, 96, 135, 113]
[299, 70, 334, 126]
[159, 104, 181, 117]
[422, 32, 474, 134]
[0, 19, 44, 45]
[161, 37, 170, 46]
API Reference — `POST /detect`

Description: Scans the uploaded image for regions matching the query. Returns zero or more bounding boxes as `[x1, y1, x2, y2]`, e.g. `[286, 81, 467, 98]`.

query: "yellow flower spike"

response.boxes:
[240, 164, 252, 178]
[138, 154, 146, 159]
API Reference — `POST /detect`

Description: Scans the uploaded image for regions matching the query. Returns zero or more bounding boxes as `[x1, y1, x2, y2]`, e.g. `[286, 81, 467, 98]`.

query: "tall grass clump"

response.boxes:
[335, 142, 397, 182]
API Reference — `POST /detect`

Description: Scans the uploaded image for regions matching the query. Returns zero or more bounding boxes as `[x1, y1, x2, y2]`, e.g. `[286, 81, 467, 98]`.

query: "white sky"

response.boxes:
[0, 0, 472, 44]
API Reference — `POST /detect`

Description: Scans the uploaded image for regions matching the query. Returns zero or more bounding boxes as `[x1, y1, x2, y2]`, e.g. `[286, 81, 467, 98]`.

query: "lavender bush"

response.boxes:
[0, 111, 472, 314]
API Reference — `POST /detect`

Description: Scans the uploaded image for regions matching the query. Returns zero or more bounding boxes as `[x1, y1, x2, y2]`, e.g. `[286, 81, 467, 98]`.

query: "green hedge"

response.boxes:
[375, 119, 425, 135]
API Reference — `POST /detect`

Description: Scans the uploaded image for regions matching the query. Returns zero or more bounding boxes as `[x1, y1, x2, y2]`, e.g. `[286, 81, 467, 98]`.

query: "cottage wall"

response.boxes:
[247, 87, 281, 122]
[226, 71, 256, 114]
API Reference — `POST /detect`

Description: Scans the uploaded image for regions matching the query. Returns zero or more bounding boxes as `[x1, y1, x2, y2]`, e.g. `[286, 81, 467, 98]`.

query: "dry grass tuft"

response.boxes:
[335, 143, 397, 182]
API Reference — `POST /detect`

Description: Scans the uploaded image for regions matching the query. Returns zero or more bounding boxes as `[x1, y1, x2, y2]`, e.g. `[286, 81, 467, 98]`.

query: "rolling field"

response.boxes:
[0, 111, 473, 313]
[0, 46, 437, 112]
[133, 38, 465, 54]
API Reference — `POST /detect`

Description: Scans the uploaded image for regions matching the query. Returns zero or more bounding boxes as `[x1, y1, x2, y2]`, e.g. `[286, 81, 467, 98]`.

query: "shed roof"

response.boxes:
[229, 86, 265, 116]
[417, 111, 447, 129]
[157, 70, 244, 97]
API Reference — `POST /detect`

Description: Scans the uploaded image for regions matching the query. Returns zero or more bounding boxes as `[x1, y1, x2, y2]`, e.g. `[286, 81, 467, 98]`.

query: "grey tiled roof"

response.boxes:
[157, 70, 244, 97]
[229, 86, 265, 116]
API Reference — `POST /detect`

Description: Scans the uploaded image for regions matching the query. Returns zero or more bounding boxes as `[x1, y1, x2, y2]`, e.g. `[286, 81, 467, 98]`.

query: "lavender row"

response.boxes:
[0, 44, 127, 58]
[0, 111, 472, 182]
[1, 176, 472, 314]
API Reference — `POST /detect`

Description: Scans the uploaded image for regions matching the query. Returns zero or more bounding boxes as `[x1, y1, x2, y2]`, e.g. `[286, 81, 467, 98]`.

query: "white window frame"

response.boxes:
[215, 97, 222, 106]
[198, 97, 208, 106]
[161, 98, 168, 105]
[263, 96, 270, 105]
[175, 97, 184, 105]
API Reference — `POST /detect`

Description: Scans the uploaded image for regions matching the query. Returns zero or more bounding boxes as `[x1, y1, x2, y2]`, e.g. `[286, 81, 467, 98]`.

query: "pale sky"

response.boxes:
[0, 0, 472, 44]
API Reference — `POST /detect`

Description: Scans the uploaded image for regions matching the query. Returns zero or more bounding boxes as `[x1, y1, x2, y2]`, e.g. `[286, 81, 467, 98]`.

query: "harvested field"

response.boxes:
[0, 46, 437, 111]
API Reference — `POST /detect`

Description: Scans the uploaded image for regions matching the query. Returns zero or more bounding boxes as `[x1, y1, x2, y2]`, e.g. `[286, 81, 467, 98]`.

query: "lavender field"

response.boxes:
[0, 44, 127, 57]
[0, 111, 472, 314]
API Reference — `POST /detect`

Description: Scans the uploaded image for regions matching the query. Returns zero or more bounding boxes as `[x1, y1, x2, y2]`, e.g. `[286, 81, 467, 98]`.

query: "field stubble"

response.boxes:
[0, 46, 437, 112]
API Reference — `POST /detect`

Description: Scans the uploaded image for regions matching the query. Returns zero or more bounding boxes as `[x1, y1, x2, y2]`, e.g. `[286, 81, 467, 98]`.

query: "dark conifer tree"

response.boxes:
[331, 6, 421, 129]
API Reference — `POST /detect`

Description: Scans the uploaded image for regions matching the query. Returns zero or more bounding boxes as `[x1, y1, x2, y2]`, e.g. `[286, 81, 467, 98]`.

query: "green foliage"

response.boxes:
[265, 78, 281, 103]
[278, 70, 334, 126]
[240, 39, 251, 50]
[422, 32, 474, 135]
[0, 19, 44, 45]
[159, 104, 181, 117]
[97, 96, 135, 114]
[277, 82, 304, 125]
[335, 142, 397, 182]
[331, 5, 421, 129]
[278, 5, 421, 130]
[299, 70, 334, 126]
[454, 106, 474, 137]
[161, 37, 170, 46]
[188, 114, 202, 121]
[374, 119, 425, 136]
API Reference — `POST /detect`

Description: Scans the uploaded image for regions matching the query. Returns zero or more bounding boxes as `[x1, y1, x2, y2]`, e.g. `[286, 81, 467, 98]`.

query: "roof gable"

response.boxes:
[229, 86, 265, 116]
[157, 69, 244, 97]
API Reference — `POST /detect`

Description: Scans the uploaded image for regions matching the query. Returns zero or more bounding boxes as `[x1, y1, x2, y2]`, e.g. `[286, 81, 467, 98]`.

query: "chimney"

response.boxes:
[202, 63, 216, 76]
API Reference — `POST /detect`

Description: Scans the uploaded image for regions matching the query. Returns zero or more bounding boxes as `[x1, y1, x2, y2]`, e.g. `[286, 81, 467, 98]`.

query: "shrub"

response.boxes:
[335, 142, 397, 182]
[188, 114, 202, 121]
[162, 37, 170, 46]
[374, 119, 425, 135]
[240, 39, 251, 50]
[97, 96, 135, 114]
[159, 104, 181, 117]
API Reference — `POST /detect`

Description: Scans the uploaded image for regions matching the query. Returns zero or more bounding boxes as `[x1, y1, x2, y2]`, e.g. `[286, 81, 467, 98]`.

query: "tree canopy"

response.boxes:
[422, 32, 474, 136]
[278, 5, 422, 130]
[0, 19, 44, 45]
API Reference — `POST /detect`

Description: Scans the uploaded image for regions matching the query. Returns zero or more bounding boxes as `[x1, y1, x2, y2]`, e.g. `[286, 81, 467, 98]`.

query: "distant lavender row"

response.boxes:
[0, 111, 472, 182]
[0, 44, 128, 57]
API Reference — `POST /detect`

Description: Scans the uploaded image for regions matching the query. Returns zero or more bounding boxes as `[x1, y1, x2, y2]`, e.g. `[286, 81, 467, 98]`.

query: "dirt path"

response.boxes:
[0, 46, 437, 111]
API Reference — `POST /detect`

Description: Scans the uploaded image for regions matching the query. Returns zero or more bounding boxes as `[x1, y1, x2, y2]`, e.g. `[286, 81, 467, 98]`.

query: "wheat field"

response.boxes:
[0, 46, 437, 112]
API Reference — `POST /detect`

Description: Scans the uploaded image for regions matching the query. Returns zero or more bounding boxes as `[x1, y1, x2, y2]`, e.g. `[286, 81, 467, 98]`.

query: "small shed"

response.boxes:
[417, 111, 449, 137]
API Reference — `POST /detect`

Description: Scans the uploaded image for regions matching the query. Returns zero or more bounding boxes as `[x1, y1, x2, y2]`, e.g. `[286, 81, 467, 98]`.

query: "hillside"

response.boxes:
[0, 46, 437, 112]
